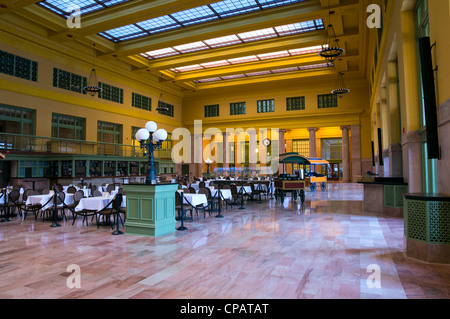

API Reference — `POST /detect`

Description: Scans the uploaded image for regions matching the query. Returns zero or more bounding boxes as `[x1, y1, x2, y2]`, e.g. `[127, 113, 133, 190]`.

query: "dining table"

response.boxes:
[26, 192, 74, 210]
[75, 195, 126, 212]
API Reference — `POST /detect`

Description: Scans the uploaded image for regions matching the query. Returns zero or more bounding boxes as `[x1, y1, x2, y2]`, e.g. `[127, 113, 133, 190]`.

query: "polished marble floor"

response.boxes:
[0, 183, 449, 299]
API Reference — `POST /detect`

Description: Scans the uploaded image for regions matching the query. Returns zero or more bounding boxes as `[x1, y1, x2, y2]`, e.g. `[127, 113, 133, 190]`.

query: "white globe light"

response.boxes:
[145, 121, 157, 133]
[135, 128, 150, 142]
[154, 129, 168, 141]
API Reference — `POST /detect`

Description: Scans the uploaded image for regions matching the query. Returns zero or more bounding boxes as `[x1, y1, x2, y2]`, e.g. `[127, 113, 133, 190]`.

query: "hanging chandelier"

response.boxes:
[332, 72, 350, 98]
[155, 80, 169, 112]
[84, 44, 102, 97]
[319, 4, 344, 63]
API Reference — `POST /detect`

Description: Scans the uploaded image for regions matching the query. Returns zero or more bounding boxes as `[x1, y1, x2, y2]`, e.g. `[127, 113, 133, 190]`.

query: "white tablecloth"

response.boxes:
[210, 189, 232, 200]
[26, 193, 74, 210]
[180, 193, 207, 207]
[238, 186, 252, 194]
[63, 186, 91, 197]
[75, 195, 126, 212]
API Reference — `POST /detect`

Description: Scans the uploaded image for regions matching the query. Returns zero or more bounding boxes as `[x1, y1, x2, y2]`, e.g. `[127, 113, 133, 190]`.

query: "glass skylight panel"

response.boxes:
[173, 42, 209, 54]
[245, 71, 272, 77]
[170, 6, 219, 26]
[101, 24, 146, 42]
[201, 60, 231, 68]
[210, 0, 260, 18]
[288, 45, 323, 56]
[204, 35, 243, 48]
[298, 63, 331, 70]
[170, 65, 204, 73]
[271, 67, 299, 73]
[258, 0, 306, 9]
[257, 50, 290, 60]
[196, 77, 222, 83]
[38, 0, 132, 18]
[141, 48, 179, 59]
[228, 55, 259, 64]
[136, 16, 181, 34]
[238, 28, 278, 42]
[221, 74, 246, 80]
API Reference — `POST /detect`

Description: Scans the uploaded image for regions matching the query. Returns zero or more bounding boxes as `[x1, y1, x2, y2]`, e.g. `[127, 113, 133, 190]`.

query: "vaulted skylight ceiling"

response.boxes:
[97, 0, 310, 42]
[193, 62, 333, 83]
[140, 20, 324, 60]
[169, 45, 325, 73]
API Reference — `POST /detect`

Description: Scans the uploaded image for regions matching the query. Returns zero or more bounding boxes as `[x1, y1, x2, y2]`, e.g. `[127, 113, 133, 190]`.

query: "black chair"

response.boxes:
[65, 190, 84, 220]
[96, 194, 123, 229]
[42, 192, 66, 222]
[175, 192, 192, 221]
[187, 186, 195, 193]
[93, 190, 102, 197]
[6, 190, 22, 217]
[197, 188, 212, 218]
[106, 184, 115, 193]
[199, 181, 205, 189]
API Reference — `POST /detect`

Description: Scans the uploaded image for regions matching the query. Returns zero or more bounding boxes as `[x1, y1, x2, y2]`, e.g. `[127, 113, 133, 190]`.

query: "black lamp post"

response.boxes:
[135, 121, 168, 185]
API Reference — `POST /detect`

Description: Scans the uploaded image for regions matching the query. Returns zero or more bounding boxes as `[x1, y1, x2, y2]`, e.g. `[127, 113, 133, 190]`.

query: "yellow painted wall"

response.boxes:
[0, 30, 183, 143]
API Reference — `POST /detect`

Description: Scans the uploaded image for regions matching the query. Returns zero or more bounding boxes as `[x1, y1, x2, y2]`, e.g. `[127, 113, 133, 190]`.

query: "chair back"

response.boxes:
[94, 190, 102, 197]
[56, 191, 66, 205]
[8, 190, 20, 203]
[13, 185, 21, 191]
[198, 187, 211, 200]
[67, 186, 77, 194]
[41, 188, 49, 195]
[188, 187, 196, 193]
[112, 193, 123, 211]
[106, 184, 115, 193]
[74, 190, 84, 202]
[175, 191, 182, 207]
[199, 181, 205, 188]
[230, 184, 238, 195]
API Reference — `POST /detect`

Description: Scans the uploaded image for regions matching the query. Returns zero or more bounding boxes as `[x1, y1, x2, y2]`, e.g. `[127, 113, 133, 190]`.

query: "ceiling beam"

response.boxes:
[0, 0, 40, 15]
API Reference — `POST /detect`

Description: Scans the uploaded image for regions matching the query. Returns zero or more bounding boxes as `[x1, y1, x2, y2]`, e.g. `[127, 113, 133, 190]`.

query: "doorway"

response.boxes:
[329, 163, 341, 181]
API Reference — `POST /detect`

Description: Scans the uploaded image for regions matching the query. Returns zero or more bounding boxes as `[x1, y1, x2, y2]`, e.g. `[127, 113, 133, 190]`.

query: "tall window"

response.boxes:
[292, 140, 309, 157]
[97, 121, 122, 144]
[0, 104, 34, 135]
[415, 0, 436, 193]
[52, 113, 85, 140]
[230, 102, 246, 115]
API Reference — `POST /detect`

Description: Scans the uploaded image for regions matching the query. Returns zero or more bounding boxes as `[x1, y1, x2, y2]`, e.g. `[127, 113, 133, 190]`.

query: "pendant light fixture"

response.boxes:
[84, 44, 102, 97]
[155, 80, 169, 112]
[319, 1, 344, 63]
[332, 59, 350, 98]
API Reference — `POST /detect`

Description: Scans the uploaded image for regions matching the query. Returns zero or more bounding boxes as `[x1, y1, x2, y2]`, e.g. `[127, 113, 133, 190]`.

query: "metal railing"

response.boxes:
[0, 133, 173, 159]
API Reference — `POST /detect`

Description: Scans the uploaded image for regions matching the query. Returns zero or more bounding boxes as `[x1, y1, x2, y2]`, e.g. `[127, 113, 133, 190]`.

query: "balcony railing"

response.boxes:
[0, 133, 173, 159]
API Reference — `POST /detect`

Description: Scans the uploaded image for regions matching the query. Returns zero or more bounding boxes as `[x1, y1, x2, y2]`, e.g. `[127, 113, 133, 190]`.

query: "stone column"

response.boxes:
[222, 132, 229, 170]
[350, 124, 362, 182]
[307, 127, 318, 158]
[249, 129, 257, 173]
[402, 131, 423, 193]
[437, 99, 450, 194]
[278, 129, 286, 175]
[196, 134, 203, 178]
[341, 126, 351, 183]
